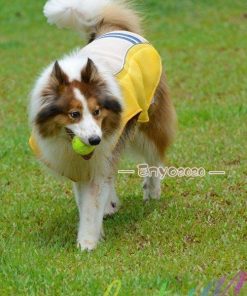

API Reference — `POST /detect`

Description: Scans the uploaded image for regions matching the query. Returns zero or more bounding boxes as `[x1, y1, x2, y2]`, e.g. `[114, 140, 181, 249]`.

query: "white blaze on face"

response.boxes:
[67, 88, 102, 145]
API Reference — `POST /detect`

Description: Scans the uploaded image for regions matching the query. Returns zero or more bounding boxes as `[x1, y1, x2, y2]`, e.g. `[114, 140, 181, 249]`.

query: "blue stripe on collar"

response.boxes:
[97, 34, 137, 45]
[101, 32, 142, 43]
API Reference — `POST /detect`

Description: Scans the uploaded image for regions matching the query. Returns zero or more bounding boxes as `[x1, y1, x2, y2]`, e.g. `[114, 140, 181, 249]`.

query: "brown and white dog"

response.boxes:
[29, 0, 176, 251]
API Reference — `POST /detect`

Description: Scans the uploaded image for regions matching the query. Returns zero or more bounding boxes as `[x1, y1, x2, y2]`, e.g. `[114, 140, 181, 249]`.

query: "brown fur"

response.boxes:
[36, 60, 122, 138]
[139, 73, 176, 158]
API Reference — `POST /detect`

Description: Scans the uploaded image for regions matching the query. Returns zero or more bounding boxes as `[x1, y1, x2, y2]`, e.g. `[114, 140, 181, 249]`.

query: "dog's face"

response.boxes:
[35, 59, 122, 149]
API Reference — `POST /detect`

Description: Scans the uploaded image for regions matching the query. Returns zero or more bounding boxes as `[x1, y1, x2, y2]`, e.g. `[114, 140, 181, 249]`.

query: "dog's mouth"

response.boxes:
[65, 128, 95, 160]
[81, 151, 94, 160]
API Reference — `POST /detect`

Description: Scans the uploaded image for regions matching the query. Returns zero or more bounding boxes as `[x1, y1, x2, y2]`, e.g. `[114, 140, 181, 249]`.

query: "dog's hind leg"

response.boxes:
[132, 135, 163, 201]
[134, 73, 176, 201]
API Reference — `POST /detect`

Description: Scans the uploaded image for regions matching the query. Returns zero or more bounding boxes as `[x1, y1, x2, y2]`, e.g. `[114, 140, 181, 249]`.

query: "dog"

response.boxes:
[29, 0, 176, 251]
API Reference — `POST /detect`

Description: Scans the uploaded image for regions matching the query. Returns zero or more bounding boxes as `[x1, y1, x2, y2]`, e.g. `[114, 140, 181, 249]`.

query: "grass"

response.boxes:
[0, 0, 247, 295]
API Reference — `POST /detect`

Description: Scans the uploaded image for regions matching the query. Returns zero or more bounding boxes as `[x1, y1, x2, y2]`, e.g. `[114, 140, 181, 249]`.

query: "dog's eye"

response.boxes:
[69, 111, 81, 119]
[93, 109, 101, 117]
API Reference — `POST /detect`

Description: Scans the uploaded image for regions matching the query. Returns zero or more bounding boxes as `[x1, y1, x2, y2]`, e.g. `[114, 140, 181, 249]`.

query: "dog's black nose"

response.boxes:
[88, 136, 101, 146]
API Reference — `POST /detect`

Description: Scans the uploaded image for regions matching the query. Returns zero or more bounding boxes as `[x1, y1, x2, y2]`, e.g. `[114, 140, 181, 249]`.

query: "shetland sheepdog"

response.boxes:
[29, 0, 176, 251]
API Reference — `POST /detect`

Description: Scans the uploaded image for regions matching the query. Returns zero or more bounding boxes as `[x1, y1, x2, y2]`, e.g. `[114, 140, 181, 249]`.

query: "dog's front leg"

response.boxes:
[73, 179, 110, 251]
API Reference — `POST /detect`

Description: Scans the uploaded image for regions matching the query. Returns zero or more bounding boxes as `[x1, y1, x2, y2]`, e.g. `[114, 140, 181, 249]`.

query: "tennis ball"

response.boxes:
[72, 137, 95, 156]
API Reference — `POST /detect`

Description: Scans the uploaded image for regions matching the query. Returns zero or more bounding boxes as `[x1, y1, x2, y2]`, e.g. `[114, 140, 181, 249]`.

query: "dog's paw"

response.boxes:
[149, 186, 161, 200]
[143, 179, 161, 201]
[77, 227, 105, 251]
[77, 237, 98, 251]
[144, 188, 161, 201]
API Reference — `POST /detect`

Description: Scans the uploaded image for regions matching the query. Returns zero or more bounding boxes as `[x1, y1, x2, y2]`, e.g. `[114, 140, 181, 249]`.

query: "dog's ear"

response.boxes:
[51, 61, 68, 85]
[41, 62, 68, 104]
[81, 58, 100, 84]
[101, 95, 122, 114]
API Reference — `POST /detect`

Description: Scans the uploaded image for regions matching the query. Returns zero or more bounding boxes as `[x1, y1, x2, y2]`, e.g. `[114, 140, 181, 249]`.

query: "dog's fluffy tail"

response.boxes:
[44, 0, 142, 38]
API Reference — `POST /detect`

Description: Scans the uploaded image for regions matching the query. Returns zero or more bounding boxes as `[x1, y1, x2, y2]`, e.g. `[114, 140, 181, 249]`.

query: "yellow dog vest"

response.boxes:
[29, 31, 162, 157]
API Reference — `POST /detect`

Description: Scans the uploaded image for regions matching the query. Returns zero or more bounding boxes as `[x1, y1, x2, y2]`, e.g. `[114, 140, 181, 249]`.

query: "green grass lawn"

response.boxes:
[0, 0, 246, 295]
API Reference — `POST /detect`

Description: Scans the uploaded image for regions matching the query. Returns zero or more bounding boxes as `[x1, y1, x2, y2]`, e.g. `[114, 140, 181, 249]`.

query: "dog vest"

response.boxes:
[29, 31, 162, 157]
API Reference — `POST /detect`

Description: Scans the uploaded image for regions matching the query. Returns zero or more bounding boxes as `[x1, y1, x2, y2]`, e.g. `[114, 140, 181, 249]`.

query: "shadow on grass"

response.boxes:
[29, 192, 170, 250]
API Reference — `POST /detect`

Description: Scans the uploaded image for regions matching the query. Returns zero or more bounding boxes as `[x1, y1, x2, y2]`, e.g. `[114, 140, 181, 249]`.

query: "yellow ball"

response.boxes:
[72, 137, 95, 156]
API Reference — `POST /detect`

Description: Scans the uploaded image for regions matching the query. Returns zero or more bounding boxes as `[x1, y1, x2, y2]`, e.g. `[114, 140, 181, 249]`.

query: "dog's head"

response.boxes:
[35, 59, 122, 151]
